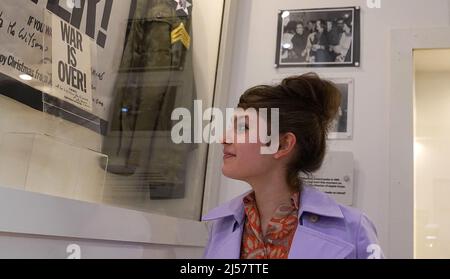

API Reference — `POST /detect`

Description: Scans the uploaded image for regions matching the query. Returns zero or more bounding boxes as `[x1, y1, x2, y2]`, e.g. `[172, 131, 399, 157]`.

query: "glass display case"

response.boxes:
[0, 0, 224, 224]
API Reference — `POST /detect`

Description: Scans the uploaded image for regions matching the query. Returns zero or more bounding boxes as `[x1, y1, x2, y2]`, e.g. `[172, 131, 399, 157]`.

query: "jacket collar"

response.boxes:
[299, 185, 345, 219]
[201, 185, 344, 224]
[201, 190, 249, 225]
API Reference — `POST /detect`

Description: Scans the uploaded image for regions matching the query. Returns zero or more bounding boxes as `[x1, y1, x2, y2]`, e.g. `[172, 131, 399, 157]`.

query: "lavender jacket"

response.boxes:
[202, 186, 384, 259]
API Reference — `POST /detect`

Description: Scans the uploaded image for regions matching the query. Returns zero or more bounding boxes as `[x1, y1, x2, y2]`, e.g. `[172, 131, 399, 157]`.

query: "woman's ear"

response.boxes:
[273, 132, 297, 159]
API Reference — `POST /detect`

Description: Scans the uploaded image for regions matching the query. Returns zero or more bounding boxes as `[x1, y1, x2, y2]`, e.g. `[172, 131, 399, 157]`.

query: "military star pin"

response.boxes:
[174, 0, 192, 15]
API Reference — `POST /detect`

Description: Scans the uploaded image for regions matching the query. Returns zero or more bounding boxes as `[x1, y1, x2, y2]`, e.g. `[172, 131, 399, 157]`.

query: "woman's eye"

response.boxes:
[236, 123, 247, 132]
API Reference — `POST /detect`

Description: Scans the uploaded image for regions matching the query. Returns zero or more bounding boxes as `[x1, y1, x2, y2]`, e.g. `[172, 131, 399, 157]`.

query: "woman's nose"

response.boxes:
[221, 128, 233, 145]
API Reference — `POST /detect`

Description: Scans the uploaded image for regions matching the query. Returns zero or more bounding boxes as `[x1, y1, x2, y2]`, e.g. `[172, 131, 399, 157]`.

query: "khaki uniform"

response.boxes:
[102, 0, 195, 200]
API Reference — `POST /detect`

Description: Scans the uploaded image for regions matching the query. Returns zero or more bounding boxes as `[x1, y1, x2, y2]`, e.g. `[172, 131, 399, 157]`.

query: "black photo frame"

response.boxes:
[275, 6, 361, 68]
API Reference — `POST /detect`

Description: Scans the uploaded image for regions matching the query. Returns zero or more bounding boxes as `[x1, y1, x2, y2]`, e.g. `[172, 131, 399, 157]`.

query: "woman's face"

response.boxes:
[296, 24, 304, 35]
[221, 110, 276, 182]
[326, 21, 333, 31]
[316, 21, 324, 33]
[343, 23, 351, 34]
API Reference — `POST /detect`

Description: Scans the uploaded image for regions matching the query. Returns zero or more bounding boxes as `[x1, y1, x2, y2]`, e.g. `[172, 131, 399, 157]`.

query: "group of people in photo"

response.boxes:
[281, 17, 353, 63]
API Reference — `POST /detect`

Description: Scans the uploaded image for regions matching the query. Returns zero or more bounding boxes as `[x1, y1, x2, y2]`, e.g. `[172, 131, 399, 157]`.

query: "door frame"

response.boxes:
[389, 27, 450, 258]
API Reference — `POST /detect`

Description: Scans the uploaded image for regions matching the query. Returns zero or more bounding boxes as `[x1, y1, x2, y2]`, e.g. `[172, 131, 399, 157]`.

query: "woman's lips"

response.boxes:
[223, 152, 236, 160]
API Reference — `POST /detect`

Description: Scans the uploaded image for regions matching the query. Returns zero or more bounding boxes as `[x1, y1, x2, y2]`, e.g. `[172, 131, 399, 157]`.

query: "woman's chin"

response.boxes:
[221, 167, 232, 177]
[221, 167, 240, 180]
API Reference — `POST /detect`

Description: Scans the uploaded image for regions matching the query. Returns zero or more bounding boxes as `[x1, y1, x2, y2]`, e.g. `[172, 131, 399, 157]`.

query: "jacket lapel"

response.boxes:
[202, 191, 250, 259]
[288, 186, 354, 258]
[212, 221, 243, 259]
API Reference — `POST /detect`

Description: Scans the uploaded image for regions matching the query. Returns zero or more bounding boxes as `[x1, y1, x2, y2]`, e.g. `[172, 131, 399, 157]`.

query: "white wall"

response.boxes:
[217, 0, 450, 258]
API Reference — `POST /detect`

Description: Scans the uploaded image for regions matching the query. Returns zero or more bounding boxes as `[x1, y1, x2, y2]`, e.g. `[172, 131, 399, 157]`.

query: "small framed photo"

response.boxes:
[327, 78, 354, 140]
[275, 7, 360, 68]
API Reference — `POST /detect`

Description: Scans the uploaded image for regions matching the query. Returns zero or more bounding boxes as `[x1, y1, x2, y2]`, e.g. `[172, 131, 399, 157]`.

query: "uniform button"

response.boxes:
[309, 214, 319, 223]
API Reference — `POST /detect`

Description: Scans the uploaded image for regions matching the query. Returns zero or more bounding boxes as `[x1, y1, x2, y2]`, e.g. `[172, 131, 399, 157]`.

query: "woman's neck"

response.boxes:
[247, 173, 297, 228]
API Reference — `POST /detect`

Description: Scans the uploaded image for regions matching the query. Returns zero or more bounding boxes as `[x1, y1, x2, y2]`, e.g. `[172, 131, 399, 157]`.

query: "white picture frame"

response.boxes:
[270, 76, 354, 140]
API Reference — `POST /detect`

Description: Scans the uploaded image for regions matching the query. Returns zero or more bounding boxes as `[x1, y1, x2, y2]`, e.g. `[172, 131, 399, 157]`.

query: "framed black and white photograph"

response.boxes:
[275, 7, 360, 68]
[327, 78, 354, 140]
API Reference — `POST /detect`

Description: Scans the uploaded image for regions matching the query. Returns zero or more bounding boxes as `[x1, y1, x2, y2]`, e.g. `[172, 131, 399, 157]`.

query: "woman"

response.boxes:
[291, 21, 308, 62]
[304, 20, 330, 63]
[280, 20, 298, 61]
[202, 73, 383, 259]
[332, 19, 353, 62]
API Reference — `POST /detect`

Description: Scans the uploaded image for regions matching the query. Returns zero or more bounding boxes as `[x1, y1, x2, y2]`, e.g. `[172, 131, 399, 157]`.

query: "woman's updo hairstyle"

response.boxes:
[237, 73, 341, 190]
